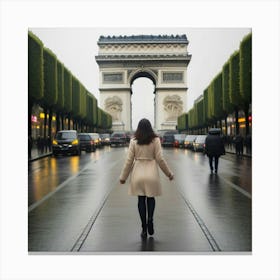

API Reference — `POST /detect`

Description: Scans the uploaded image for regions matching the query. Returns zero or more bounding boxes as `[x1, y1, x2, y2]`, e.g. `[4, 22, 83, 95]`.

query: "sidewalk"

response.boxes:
[225, 145, 251, 158]
[29, 147, 52, 162]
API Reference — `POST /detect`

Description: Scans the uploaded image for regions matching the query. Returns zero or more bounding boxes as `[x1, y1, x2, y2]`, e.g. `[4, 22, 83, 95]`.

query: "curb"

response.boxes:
[28, 153, 53, 162]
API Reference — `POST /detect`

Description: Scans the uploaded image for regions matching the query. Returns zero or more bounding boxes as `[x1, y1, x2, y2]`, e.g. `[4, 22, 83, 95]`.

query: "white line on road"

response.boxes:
[28, 160, 97, 213]
[218, 175, 252, 199]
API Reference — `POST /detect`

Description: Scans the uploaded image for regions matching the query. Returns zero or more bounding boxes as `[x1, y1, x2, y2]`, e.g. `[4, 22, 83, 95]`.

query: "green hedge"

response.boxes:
[229, 50, 241, 106]
[213, 72, 223, 119]
[43, 47, 57, 107]
[92, 95, 98, 126]
[240, 33, 252, 105]
[222, 61, 234, 113]
[196, 98, 204, 127]
[86, 92, 93, 124]
[63, 67, 72, 113]
[180, 33, 251, 132]
[28, 31, 44, 102]
[71, 75, 80, 117]
[27, 32, 112, 130]
[177, 113, 188, 130]
[203, 88, 209, 123]
[188, 108, 195, 129]
[56, 60, 64, 111]
[80, 84, 87, 119]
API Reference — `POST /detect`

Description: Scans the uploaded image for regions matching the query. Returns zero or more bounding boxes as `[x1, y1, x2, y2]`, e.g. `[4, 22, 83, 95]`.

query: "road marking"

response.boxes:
[218, 176, 252, 199]
[178, 188, 221, 252]
[70, 188, 111, 252]
[28, 160, 97, 213]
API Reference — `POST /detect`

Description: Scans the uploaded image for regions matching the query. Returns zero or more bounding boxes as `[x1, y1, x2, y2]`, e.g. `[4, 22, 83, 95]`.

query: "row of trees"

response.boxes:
[28, 31, 112, 141]
[178, 32, 252, 136]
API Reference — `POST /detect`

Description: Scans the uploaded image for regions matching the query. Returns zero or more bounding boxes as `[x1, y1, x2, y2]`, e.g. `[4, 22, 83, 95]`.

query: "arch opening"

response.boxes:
[131, 77, 155, 131]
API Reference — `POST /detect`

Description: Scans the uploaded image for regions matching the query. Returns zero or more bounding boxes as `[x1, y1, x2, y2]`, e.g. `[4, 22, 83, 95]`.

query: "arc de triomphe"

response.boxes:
[95, 35, 191, 131]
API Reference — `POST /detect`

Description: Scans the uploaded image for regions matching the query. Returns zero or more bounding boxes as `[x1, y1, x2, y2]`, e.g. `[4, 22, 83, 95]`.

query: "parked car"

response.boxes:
[78, 133, 96, 152]
[89, 133, 102, 148]
[184, 135, 197, 149]
[125, 131, 135, 143]
[162, 134, 175, 147]
[100, 133, 111, 145]
[52, 130, 81, 156]
[193, 135, 207, 152]
[110, 132, 127, 146]
[174, 134, 186, 148]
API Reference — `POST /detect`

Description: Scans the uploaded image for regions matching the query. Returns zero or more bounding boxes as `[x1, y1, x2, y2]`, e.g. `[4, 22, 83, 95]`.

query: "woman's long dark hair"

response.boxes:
[134, 118, 158, 145]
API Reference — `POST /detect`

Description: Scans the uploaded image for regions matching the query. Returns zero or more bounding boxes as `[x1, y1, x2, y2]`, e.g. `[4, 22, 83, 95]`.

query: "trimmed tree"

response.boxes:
[229, 50, 242, 135]
[71, 75, 80, 130]
[43, 47, 58, 143]
[63, 67, 72, 129]
[213, 72, 223, 129]
[203, 88, 209, 129]
[240, 33, 252, 135]
[177, 113, 188, 132]
[56, 60, 64, 131]
[222, 60, 234, 134]
[28, 31, 44, 142]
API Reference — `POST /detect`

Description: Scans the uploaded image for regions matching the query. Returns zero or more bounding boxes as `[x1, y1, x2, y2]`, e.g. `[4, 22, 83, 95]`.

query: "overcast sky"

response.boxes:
[30, 27, 251, 130]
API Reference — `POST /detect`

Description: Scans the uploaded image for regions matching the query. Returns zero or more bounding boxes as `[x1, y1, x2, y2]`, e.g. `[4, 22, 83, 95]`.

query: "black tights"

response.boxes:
[138, 196, 155, 228]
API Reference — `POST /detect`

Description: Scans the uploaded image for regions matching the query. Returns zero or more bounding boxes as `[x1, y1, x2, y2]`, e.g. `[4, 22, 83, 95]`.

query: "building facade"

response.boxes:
[95, 35, 191, 131]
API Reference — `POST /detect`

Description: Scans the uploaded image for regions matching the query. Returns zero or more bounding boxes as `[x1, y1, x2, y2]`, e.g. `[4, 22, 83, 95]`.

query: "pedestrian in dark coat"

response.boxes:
[205, 128, 225, 174]
[234, 134, 244, 156]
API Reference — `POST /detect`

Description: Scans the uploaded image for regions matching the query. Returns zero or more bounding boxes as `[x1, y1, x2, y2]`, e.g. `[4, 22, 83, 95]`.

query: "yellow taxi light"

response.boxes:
[72, 139, 79, 145]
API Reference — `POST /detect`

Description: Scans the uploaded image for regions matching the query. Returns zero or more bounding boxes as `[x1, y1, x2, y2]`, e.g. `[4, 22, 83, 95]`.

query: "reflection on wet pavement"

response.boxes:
[28, 146, 251, 252]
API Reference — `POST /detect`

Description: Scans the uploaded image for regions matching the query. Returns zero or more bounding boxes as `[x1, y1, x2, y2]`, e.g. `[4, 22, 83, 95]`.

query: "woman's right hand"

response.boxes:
[169, 174, 174, 181]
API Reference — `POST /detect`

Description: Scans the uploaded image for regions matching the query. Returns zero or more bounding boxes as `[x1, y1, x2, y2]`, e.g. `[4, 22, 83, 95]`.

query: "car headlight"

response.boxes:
[72, 139, 78, 145]
[52, 140, 58, 145]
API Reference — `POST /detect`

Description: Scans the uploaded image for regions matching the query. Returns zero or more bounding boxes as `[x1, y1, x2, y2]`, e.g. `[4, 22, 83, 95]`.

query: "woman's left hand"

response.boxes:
[120, 179, 125, 184]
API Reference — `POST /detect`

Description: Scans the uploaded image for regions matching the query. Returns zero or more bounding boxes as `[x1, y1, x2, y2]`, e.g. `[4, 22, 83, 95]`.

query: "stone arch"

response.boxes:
[95, 34, 191, 131]
[128, 68, 158, 89]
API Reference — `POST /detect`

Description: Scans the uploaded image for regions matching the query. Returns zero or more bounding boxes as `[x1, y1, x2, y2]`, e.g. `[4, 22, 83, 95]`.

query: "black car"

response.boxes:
[52, 130, 81, 156]
[110, 132, 127, 146]
[78, 133, 96, 152]
[162, 134, 175, 147]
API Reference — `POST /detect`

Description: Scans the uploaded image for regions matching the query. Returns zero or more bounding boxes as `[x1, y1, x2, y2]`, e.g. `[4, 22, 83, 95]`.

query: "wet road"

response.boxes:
[28, 146, 251, 253]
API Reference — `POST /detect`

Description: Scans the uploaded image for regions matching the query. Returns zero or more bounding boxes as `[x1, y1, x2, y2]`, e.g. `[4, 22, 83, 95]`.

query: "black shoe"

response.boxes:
[141, 230, 147, 239]
[147, 221, 154, 235]
[215, 170, 217, 174]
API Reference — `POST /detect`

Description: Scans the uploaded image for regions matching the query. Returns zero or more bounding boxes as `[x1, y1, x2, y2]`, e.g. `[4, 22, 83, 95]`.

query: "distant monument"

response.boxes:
[95, 35, 191, 131]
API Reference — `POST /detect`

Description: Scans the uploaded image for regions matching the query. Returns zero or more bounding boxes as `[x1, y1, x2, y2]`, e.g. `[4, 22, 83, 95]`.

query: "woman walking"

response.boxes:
[119, 119, 174, 238]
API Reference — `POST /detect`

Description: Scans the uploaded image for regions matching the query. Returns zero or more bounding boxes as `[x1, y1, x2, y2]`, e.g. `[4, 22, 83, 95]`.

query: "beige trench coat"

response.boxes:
[119, 137, 173, 197]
